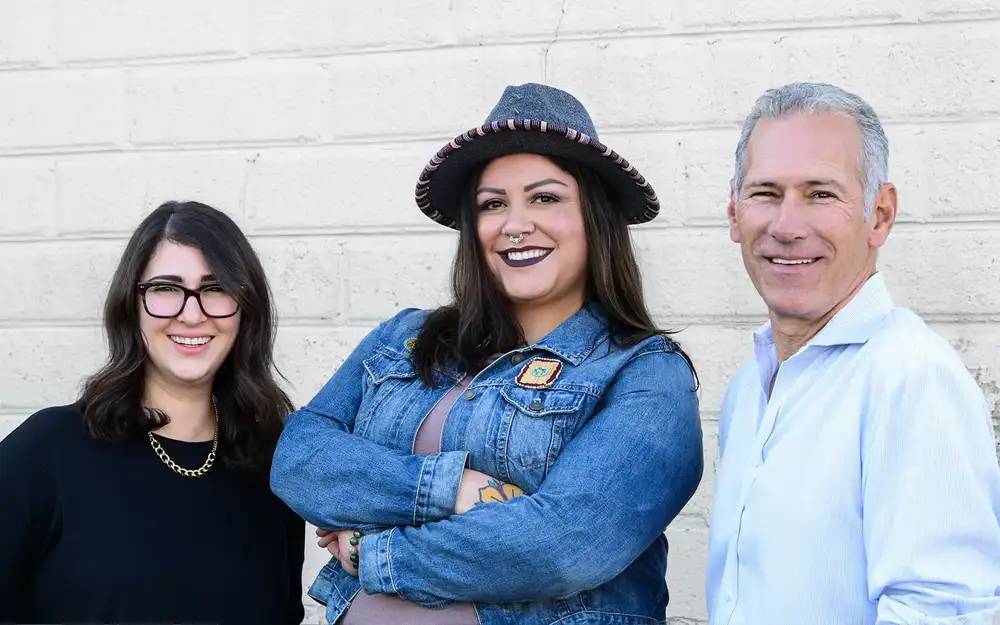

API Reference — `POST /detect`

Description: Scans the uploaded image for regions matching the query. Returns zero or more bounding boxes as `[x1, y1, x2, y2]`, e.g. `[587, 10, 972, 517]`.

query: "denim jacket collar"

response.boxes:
[529, 302, 608, 366]
[431, 302, 609, 381]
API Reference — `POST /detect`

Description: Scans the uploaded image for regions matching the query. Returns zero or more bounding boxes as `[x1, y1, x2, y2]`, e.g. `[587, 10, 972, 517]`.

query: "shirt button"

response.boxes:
[529, 398, 543, 410]
[511, 353, 525, 364]
[463, 389, 476, 400]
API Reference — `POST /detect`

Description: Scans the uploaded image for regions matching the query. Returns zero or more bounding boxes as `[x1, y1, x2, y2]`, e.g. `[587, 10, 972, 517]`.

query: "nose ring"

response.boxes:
[507, 234, 525, 245]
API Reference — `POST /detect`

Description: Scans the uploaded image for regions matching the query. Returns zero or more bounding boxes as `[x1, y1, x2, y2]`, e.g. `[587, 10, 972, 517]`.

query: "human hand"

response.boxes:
[315, 527, 363, 576]
[315, 527, 339, 558]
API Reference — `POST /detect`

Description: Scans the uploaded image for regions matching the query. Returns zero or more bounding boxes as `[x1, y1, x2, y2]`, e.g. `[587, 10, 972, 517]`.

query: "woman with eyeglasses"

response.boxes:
[0, 201, 304, 624]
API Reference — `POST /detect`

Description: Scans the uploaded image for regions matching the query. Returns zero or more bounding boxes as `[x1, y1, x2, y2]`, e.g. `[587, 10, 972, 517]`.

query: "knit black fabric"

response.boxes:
[0, 404, 304, 625]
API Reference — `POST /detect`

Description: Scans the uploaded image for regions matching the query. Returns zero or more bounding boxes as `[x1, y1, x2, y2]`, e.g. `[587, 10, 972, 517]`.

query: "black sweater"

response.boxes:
[0, 404, 304, 624]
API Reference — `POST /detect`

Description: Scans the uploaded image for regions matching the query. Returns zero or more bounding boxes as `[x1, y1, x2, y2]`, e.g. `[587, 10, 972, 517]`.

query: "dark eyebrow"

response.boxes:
[476, 187, 507, 196]
[524, 178, 568, 192]
[144, 274, 217, 283]
[744, 181, 780, 189]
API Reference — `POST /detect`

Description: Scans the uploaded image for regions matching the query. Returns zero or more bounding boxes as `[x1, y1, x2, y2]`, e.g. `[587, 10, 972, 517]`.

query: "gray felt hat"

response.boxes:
[414, 83, 660, 229]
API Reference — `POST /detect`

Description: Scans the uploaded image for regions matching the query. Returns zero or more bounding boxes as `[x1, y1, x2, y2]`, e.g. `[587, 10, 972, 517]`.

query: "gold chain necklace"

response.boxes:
[148, 395, 219, 478]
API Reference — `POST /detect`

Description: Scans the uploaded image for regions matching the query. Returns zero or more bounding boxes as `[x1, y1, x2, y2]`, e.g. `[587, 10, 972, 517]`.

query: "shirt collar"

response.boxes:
[752, 273, 895, 393]
[807, 272, 895, 348]
[754, 272, 896, 352]
[531, 302, 608, 365]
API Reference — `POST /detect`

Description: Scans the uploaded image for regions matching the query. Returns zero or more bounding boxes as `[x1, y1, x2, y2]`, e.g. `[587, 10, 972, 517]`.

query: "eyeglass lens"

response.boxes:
[144, 284, 238, 318]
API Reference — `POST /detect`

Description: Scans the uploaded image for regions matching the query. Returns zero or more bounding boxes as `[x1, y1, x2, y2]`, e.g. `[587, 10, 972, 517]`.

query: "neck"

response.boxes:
[515, 296, 585, 344]
[143, 375, 216, 442]
[771, 270, 873, 362]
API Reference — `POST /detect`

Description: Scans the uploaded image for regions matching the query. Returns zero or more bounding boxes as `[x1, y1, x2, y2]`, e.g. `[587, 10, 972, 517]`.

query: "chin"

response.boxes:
[503, 289, 555, 305]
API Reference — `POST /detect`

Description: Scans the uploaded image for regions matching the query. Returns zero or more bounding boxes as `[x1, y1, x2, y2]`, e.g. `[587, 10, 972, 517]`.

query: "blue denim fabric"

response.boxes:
[271, 304, 703, 625]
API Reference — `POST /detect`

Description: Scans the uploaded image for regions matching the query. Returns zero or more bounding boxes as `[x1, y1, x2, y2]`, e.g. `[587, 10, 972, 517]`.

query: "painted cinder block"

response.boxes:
[250, 0, 454, 54]
[0, 326, 105, 410]
[451, 0, 565, 44]
[128, 62, 332, 146]
[0, 0, 54, 68]
[546, 21, 1000, 130]
[664, 526, 711, 621]
[677, 0, 903, 28]
[324, 45, 546, 140]
[921, 0, 1000, 19]
[55, 152, 249, 235]
[53, 0, 244, 63]
[0, 70, 126, 151]
[244, 142, 440, 232]
[252, 236, 346, 323]
[341, 233, 456, 322]
[274, 325, 376, 406]
[0, 158, 57, 237]
[0, 240, 120, 322]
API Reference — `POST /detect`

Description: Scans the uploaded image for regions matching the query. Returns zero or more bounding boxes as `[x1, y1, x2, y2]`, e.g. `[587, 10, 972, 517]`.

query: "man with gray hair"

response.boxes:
[706, 82, 1000, 624]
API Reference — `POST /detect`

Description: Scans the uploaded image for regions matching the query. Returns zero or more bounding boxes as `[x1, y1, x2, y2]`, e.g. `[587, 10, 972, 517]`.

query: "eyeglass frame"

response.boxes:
[136, 282, 241, 319]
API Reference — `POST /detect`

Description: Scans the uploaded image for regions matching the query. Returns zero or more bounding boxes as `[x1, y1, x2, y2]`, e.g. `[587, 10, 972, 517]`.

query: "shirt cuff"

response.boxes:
[359, 526, 396, 595]
[412, 450, 468, 525]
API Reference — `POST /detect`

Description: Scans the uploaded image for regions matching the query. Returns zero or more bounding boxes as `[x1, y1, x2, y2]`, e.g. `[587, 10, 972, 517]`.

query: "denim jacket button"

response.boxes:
[463, 389, 477, 400]
[511, 353, 526, 364]
[529, 398, 543, 410]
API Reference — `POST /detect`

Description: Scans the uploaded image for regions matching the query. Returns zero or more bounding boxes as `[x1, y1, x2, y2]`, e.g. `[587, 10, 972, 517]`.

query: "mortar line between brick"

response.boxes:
[3, 218, 1000, 243]
[7, 312, 1000, 335]
[2, 113, 999, 158]
[0, 14, 998, 73]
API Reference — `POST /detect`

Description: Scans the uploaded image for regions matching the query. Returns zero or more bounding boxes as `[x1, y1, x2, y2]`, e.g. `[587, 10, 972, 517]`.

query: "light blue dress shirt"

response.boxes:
[707, 274, 1000, 625]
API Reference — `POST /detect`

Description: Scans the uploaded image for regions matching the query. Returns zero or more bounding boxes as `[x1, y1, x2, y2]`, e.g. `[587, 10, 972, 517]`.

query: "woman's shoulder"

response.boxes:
[598, 333, 697, 391]
[2, 403, 86, 447]
[0, 403, 86, 474]
[374, 307, 434, 348]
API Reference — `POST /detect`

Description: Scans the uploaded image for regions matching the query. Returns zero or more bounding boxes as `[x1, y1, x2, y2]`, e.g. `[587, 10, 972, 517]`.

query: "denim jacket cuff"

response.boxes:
[359, 526, 396, 595]
[413, 450, 468, 525]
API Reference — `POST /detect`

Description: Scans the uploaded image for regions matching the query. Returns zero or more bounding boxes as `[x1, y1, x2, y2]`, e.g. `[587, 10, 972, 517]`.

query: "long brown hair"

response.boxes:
[412, 155, 694, 385]
[80, 201, 292, 474]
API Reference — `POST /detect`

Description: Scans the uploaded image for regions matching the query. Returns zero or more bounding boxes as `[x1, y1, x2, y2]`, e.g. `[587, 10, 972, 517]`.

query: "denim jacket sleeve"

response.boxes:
[269, 310, 469, 530]
[358, 344, 703, 604]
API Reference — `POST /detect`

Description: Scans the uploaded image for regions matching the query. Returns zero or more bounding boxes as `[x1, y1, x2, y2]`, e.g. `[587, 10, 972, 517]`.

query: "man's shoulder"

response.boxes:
[865, 305, 968, 373]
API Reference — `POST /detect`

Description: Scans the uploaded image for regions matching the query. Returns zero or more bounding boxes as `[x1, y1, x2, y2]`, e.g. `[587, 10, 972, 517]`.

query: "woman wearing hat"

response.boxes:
[271, 83, 703, 624]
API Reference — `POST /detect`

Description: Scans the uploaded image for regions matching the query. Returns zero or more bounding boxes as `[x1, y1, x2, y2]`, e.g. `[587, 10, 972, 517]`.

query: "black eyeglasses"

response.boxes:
[137, 282, 240, 319]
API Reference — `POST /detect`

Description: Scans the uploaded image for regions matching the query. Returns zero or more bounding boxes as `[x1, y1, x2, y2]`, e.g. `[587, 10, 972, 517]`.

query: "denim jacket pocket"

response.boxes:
[363, 348, 418, 384]
[357, 348, 420, 438]
[497, 384, 586, 475]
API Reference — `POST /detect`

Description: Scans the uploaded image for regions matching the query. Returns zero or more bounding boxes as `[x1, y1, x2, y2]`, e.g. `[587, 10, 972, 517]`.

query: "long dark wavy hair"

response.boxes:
[412, 155, 695, 386]
[80, 201, 292, 474]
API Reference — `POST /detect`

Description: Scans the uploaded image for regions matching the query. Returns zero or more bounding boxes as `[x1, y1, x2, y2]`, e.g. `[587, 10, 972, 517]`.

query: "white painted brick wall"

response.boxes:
[1, 2, 998, 623]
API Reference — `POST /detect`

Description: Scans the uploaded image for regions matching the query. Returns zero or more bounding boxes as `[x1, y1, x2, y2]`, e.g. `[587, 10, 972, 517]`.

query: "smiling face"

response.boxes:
[729, 112, 895, 328]
[138, 240, 240, 394]
[476, 153, 588, 317]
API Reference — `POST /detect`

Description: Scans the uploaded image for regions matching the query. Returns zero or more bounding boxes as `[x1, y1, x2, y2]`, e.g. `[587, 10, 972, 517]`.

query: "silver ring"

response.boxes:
[507, 234, 524, 245]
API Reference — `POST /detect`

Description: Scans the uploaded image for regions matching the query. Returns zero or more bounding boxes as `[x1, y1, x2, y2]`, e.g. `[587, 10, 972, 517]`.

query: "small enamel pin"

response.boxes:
[516, 357, 563, 389]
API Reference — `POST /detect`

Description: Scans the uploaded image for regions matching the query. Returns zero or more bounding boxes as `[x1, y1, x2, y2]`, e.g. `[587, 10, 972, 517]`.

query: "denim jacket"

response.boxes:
[271, 304, 703, 625]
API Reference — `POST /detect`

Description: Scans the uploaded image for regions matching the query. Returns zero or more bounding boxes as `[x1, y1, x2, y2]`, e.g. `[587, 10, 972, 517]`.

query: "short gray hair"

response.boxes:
[731, 82, 889, 219]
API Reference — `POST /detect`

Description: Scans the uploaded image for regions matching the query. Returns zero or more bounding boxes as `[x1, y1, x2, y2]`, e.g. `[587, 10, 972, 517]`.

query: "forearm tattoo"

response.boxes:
[477, 478, 525, 505]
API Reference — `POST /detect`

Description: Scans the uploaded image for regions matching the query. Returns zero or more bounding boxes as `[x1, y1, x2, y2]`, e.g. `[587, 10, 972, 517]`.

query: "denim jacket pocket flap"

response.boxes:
[500, 385, 585, 417]
[363, 349, 417, 384]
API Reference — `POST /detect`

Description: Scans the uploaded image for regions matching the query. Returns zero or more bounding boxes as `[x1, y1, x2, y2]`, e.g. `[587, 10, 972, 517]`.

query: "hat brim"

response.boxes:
[415, 120, 659, 229]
